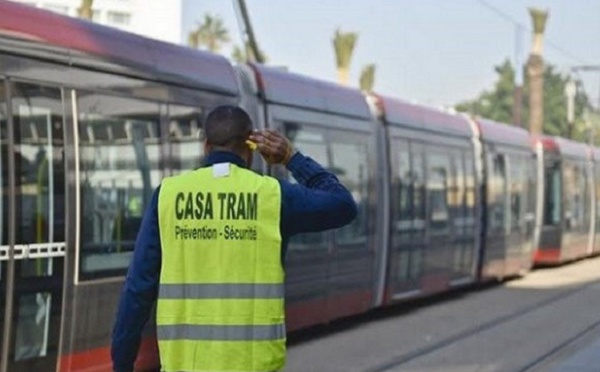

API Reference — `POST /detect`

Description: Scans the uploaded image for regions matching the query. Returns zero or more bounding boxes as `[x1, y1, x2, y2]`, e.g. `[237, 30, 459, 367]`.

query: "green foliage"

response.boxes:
[455, 58, 592, 141]
[188, 14, 230, 52]
[231, 43, 268, 64]
[456, 60, 515, 124]
[359, 64, 376, 92]
[333, 29, 358, 69]
[529, 8, 549, 34]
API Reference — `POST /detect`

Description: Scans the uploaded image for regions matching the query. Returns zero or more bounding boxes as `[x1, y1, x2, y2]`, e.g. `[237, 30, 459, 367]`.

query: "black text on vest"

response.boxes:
[175, 192, 258, 221]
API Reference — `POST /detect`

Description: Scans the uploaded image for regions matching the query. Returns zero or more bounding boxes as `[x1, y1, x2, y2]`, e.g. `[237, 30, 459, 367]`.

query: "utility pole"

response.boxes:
[232, 0, 264, 64]
[513, 25, 524, 127]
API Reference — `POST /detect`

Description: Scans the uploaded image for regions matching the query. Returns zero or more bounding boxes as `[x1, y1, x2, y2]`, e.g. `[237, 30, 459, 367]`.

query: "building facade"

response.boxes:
[9, 0, 200, 46]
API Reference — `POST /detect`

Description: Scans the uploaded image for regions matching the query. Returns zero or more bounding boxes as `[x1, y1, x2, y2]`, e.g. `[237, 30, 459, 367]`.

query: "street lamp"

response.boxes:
[565, 79, 576, 139]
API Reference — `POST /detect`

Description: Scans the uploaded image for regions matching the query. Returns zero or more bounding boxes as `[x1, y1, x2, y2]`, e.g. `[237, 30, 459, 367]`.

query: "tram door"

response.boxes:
[1, 80, 8, 372]
[0, 82, 65, 372]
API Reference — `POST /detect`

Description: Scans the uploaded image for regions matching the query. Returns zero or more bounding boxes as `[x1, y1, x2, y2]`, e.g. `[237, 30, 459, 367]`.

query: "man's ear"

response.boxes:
[203, 139, 211, 155]
[246, 150, 254, 168]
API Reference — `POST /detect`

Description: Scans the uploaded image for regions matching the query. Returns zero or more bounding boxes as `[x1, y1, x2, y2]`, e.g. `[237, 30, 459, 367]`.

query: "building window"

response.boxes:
[107, 11, 131, 26]
[92, 9, 101, 22]
[42, 4, 69, 15]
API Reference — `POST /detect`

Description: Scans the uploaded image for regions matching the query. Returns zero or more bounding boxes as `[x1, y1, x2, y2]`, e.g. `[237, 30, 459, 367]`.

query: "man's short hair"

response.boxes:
[204, 105, 253, 150]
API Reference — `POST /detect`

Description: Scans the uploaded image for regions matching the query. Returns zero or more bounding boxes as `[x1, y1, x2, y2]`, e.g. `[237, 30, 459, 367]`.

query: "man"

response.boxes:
[111, 105, 357, 372]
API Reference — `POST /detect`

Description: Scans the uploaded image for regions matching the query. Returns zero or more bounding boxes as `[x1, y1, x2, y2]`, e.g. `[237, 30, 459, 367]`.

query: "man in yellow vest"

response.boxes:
[112, 105, 357, 372]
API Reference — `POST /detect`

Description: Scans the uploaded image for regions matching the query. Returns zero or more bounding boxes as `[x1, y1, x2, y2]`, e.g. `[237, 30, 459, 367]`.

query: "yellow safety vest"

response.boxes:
[157, 162, 285, 372]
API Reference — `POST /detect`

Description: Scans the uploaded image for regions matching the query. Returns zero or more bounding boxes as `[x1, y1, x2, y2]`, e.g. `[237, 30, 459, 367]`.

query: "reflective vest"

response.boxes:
[157, 162, 285, 372]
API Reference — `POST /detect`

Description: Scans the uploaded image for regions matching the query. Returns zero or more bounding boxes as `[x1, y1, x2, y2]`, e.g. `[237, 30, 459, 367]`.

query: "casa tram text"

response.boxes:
[173, 192, 260, 241]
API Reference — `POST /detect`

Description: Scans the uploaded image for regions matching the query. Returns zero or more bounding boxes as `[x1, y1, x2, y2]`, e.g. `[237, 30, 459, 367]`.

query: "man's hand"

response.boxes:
[249, 129, 294, 165]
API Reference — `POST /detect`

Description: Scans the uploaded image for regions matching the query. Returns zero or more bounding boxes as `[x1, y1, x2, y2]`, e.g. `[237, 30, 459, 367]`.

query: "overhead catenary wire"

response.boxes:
[476, 0, 590, 66]
[476, 0, 600, 113]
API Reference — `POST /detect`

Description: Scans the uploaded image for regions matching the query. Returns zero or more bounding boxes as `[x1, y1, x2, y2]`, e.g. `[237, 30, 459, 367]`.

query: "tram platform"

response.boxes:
[285, 256, 600, 372]
[552, 335, 600, 372]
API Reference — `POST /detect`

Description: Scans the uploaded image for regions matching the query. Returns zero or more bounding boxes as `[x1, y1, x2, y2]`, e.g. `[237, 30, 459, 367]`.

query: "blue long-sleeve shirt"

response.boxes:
[111, 150, 357, 372]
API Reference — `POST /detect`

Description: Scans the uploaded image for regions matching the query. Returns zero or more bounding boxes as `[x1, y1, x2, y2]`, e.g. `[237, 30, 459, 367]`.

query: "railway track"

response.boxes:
[367, 280, 600, 372]
[285, 257, 600, 372]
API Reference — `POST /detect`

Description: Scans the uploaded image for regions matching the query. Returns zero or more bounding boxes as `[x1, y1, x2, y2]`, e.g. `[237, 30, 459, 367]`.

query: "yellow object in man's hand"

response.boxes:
[245, 140, 258, 151]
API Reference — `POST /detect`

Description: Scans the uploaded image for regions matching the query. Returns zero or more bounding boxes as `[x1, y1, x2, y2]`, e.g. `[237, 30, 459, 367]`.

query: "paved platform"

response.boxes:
[285, 256, 600, 372]
[552, 335, 600, 372]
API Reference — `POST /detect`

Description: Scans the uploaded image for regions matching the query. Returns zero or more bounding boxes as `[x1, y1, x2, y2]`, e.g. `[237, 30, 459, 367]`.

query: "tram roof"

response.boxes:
[0, 1, 239, 96]
[375, 95, 472, 137]
[476, 118, 532, 149]
[541, 136, 589, 159]
[250, 63, 372, 120]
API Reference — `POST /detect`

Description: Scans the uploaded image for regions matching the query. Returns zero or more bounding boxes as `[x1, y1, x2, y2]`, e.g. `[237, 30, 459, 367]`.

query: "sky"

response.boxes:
[187, 0, 600, 109]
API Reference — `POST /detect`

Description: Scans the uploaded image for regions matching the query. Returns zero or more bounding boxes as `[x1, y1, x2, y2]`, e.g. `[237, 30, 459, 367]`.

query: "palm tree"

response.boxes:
[527, 8, 549, 135]
[188, 14, 230, 53]
[333, 29, 358, 85]
[359, 64, 376, 92]
[231, 43, 268, 64]
[77, 0, 93, 20]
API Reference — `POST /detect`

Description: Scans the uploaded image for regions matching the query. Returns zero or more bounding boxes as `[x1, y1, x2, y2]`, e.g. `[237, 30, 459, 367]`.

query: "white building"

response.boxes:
[9, 0, 203, 46]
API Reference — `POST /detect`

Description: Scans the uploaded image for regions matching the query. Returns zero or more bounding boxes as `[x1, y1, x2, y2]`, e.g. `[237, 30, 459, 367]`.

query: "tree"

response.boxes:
[359, 64, 376, 92]
[456, 60, 517, 125]
[231, 42, 268, 64]
[333, 29, 358, 86]
[188, 14, 230, 53]
[455, 59, 592, 141]
[77, 0, 93, 20]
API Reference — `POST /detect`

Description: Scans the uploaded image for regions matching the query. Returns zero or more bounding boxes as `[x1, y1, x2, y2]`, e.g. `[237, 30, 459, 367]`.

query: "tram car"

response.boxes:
[0, 2, 598, 371]
[534, 136, 594, 264]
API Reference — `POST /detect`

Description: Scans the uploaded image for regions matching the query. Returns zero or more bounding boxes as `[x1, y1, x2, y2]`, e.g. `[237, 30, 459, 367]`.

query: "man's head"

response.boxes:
[204, 105, 253, 165]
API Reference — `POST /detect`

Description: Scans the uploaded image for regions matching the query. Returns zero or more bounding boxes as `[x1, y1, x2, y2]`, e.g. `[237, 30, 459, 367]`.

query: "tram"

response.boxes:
[0, 2, 599, 372]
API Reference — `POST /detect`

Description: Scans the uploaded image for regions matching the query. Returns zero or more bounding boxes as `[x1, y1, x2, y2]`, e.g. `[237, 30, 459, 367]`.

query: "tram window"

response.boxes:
[448, 152, 463, 225]
[330, 131, 369, 247]
[427, 151, 450, 232]
[543, 160, 561, 226]
[510, 156, 524, 231]
[284, 122, 328, 165]
[283, 122, 329, 250]
[464, 155, 476, 212]
[393, 140, 411, 230]
[450, 152, 466, 228]
[10, 83, 64, 362]
[168, 105, 203, 173]
[526, 156, 537, 220]
[12, 83, 65, 273]
[78, 92, 161, 279]
[563, 162, 580, 228]
[411, 145, 426, 227]
[489, 154, 507, 230]
[576, 164, 586, 227]
[584, 164, 592, 227]
[391, 139, 411, 281]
